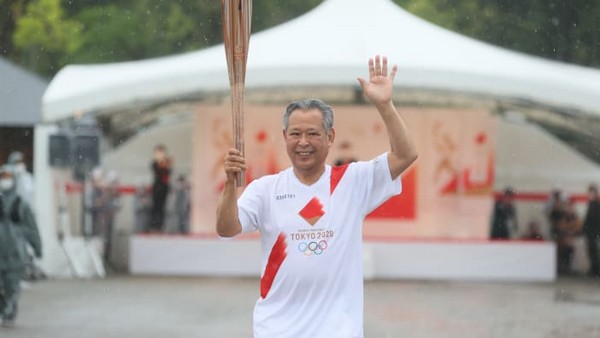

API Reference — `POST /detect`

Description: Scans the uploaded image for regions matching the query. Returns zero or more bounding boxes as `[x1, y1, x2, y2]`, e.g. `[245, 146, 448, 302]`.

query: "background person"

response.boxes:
[544, 188, 567, 240]
[0, 165, 42, 327]
[173, 175, 190, 234]
[103, 170, 121, 264]
[490, 187, 518, 239]
[133, 179, 152, 233]
[333, 140, 358, 166]
[6, 151, 34, 212]
[584, 184, 600, 277]
[149, 145, 172, 233]
[7, 151, 42, 281]
[521, 220, 544, 241]
[90, 168, 108, 237]
[555, 197, 581, 275]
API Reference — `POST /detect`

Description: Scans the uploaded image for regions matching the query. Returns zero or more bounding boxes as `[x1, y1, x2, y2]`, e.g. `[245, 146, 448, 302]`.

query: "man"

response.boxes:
[150, 145, 172, 233]
[583, 184, 600, 277]
[174, 175, 190, 234]
[7, 151, 43, 281]
[490, 187, 518, 240]
[6, 151, 34, 211]
[544, 188, 566, 240]
[216, 56, 417, 337]
[0, 166, 42, 327]
[102, 170, 121, 263]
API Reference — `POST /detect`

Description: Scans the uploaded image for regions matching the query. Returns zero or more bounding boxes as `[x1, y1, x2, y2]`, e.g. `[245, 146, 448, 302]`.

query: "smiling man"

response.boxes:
[216, 55, 417, 338]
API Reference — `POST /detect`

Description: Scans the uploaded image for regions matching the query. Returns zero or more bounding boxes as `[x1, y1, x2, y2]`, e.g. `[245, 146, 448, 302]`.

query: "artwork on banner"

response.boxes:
[191, 104, 495, 240]
[431, 119, 495, 196]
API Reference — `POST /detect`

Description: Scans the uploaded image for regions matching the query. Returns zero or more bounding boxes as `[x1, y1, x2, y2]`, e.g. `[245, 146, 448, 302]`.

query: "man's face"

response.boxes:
[0, 171, 14, 191]
[154, 149, 165, 160]
[283, 109, 334, 176]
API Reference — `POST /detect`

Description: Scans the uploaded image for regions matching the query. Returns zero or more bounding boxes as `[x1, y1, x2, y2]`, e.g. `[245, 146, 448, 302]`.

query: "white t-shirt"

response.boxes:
[237, 153, 402, 338]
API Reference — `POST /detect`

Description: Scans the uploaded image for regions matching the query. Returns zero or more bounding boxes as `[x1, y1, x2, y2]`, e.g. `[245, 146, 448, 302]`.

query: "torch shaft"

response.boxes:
[232, 82, 245, 186]
[222, 0, 252, 187]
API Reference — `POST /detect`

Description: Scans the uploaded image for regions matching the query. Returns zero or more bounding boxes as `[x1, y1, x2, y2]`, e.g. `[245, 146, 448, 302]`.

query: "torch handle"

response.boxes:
[222, 0, 252, 187]
[232, 82, 245, 187]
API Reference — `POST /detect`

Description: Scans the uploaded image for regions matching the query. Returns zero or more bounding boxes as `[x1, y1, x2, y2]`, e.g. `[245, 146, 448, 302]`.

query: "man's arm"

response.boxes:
[357, 55, 418, 180]
[215, 148, 245, 237]
[23, 204, 42, 258]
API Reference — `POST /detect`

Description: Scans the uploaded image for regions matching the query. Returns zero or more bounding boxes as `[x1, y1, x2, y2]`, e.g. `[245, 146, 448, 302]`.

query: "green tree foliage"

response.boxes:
[61, 0, 124, 16]
[251, 0, 322, 32]
[12, 0, 82, 77]
[8, 0, 323, 76]
[0, 0, 32, 56]
[72, 2, 200, 63]
[5, 0, 599, 77]
[393, 0, 599, 67]
[65, 0, 322, 66]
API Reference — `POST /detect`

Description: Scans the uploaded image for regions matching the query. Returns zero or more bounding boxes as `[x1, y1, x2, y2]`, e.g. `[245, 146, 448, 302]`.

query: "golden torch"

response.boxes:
[222, 0, 252, 187]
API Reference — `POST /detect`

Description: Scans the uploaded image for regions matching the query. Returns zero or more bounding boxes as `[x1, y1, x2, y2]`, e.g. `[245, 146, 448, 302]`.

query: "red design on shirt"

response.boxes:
[330, 164, 349, 195]
[299, 197, 325, 225]
[260, 233, 288, 299]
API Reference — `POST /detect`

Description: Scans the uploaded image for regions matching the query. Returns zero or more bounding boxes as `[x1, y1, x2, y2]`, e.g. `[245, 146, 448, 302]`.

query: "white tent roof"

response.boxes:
[496, 116, 600, 193]
[1, 57, 47, 126]
[42, 0, 600, 122]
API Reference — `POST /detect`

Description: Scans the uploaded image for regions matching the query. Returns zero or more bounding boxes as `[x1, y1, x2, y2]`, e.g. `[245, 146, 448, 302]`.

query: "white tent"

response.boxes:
[496, 115, 600, 193]
[38, 0, 600, 279]
[1, 56, 46, 126]
[42, 0, 600, 122]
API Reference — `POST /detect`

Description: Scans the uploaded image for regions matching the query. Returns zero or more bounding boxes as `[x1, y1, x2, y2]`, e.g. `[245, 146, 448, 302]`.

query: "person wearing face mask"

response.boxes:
[7, 152, 35, 213]
[0, 166, 42, 327]
[6, 151, 43, 282]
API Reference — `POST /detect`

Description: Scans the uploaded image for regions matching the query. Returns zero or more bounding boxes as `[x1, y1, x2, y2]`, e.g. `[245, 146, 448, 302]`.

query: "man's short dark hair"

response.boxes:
[283, 99, 334, 132]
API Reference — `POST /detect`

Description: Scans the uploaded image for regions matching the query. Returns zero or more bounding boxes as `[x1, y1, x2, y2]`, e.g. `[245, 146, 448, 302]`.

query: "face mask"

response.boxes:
[15, 163, 26, 174]
[0, 178, 14, 191]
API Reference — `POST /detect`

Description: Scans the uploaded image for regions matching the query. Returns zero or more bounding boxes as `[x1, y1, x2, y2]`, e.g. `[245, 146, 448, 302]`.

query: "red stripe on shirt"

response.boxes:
[260, 233, 288, 299]
[330, 164, 349, 195]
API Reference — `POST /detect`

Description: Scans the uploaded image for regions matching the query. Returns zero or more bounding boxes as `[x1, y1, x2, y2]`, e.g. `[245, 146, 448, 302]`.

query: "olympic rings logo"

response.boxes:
[298, 240, 328, 256]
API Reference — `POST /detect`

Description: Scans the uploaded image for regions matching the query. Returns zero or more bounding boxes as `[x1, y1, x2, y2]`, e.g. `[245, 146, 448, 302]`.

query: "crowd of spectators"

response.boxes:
[491, 184, 600, 277]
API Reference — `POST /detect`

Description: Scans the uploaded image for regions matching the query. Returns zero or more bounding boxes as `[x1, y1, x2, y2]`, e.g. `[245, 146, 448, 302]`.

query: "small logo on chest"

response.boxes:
[298, 197, 325, 226]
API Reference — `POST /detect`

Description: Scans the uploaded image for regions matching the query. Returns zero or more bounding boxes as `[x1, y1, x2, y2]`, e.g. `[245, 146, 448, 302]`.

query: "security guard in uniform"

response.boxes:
[0, 165, 42, 327]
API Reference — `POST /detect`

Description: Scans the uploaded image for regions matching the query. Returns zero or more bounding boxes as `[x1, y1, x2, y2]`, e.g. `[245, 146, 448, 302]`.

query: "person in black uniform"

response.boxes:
[149, 145, 172, 233]
[583, 184, 600, 277]
[490, 187, 518, 240]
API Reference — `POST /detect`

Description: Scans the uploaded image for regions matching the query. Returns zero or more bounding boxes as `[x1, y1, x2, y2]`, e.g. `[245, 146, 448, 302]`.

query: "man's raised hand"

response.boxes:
[357, 55, 397, 106]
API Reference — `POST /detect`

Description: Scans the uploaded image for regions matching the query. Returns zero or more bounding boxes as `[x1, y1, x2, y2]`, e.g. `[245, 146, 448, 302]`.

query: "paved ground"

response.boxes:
[3, 276, 600, 338]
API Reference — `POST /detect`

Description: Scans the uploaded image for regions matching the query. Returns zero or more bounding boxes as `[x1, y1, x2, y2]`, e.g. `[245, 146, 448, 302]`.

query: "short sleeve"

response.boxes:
[237, 179, 263, 233]
[364, 153, 402, 213]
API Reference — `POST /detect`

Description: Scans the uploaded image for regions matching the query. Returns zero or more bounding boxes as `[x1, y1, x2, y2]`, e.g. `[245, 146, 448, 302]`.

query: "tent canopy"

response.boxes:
[42, 0, 600, 122]
[1, 57, 47, 126]
[496, 116, 600, 193]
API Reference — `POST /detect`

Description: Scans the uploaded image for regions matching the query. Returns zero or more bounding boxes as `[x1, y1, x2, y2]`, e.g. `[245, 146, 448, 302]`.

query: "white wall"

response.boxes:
[34, 124, 62, 275]
[130, 236, 557, 282]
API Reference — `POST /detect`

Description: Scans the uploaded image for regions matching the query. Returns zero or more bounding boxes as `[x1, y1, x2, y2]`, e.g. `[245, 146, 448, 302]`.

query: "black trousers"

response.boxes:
[150, 184, 169, 232]
[586, 234, 600, 276]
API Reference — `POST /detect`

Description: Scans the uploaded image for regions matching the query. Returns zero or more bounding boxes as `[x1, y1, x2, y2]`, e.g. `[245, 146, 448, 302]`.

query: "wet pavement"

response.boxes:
[3, 276, 600, 338]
